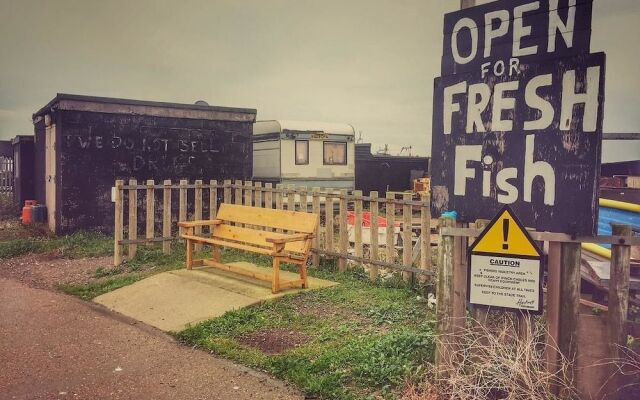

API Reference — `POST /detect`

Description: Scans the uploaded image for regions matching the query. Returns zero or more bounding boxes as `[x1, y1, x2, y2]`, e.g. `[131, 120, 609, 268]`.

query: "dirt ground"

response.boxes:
[0, 253, 113, 289]
[238, 328, 310, 354]
[0, 278, 302, 400]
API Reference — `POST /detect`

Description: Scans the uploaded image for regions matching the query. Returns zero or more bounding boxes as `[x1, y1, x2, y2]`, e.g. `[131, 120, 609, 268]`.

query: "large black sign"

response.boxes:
[431, 0, 605, 235]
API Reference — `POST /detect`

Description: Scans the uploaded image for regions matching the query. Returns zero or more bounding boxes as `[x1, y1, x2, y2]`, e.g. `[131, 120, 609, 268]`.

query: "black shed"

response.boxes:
[32, 94, 256, 234]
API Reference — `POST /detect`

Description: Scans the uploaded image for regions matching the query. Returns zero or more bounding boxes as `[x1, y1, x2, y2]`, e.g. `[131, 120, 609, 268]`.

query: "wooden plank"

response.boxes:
[244, 180, 253, 206]
[210, 224, 308, 254]
[299, 186, 308, 213]
[145, 179, 154, 246]
[209, 179, 218, 223]
[338, 189, 348, 272]
[265, 183, 273, 209]
[471, 219, 490, 325]
[436, 217, 455, 379]
[353, 190, 363, 260]
[287, 184, 295, 212]
[183, 235, 274, 256]
[369, 191, 379, 281]
[312, 187, 321, 267]
[201, 258, 273, 282]
[216, 203, 317, 234]
[558, 242, 581, 397]
[325, 188, 334, 254]
[607, 224, 632, 399]
[223, 179, 231, 204]
[452, 221, 466, 335]
[420, 194, 431, 270]
[194, 180, 203, 252]
[255, 181, 263, 208]
[275, 184, 283, 233]
[162, 180, 172, 254]
[179, 179, 188, 239]
[128, 178, 138, 259]
[234, 179, 242, 205]
[546, 241, 561, 392]
[402, 192, 412, 282]
[113, 180, 124, 266]
[386, 192, 396, 265]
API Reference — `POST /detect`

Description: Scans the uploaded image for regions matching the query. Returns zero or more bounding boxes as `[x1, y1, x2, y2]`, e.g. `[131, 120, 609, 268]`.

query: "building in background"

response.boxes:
[32, 94, 256, 234]
[252, 120, 355, 189]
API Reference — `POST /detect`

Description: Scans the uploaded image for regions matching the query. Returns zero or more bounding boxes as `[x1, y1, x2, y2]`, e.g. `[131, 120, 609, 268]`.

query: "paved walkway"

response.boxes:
[94, 263, 337, 331]
[0, 278, 302, 400]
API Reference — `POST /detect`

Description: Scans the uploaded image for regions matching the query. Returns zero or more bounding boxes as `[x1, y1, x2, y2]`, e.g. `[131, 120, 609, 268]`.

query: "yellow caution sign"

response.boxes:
[470, 206, 541, 257]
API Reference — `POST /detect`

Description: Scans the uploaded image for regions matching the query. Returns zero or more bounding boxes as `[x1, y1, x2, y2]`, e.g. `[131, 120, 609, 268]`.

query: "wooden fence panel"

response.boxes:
[338, 189, 348, 272]
[113, 180, 124, 266]
[353, 190, 363, 260]
[162, 180, 172, 254]
[325, 189, 334, 254]
[146, 179, 155, 245]
[369, 191, 379, 281]
[385, 192, 395, 265]
[402, 192, 412, 282]
[194, 180, 203, 252]
[128, 178, 138, 259]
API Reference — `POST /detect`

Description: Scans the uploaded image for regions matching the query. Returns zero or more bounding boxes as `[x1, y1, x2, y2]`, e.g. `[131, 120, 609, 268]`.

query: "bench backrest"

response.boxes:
[214, 204, 318, 254]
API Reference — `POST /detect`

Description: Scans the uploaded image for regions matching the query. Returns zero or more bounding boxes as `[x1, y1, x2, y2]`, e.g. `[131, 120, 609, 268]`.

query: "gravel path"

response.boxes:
[0, 278, 302, 400]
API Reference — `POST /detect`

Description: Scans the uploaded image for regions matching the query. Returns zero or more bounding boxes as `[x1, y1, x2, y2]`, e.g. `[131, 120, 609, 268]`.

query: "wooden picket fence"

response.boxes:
[113, 179, 436, 282]
[0, 156, 14, 196]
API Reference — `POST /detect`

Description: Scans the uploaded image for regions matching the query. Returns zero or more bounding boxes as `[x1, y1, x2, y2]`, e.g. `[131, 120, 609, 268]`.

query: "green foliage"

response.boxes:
[177, 272, 436, 399]
[57, 275, 141, 300]
[0, 231, 112, 260]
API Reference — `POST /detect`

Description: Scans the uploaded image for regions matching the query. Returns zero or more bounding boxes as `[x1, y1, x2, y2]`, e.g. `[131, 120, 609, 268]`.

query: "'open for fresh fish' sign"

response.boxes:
[468, 206, 543, 314]
[430, 0, 605, 236]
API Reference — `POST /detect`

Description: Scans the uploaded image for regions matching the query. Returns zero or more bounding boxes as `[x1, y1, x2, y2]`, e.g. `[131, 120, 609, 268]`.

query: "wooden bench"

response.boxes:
[178, 204, 318, 293]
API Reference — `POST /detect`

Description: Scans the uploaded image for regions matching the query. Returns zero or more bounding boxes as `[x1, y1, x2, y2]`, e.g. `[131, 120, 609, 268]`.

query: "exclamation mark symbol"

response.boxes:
[502, 219, 509, 250]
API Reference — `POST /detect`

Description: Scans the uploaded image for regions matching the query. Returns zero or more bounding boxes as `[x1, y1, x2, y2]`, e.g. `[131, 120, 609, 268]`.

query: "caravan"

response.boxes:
[252, 120, 355, 189]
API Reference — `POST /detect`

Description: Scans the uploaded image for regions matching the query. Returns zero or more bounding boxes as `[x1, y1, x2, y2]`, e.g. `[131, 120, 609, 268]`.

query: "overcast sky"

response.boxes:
[0, 0, 638, 160]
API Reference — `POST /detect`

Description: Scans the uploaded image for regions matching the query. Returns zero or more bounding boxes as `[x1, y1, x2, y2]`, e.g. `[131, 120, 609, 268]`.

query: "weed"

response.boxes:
[0, 231, 112, 260]
[57, 275, 141, 300]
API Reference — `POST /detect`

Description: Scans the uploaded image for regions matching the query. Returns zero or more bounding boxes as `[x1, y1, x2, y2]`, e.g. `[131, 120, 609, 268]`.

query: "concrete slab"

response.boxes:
[94, 262, 337, 332]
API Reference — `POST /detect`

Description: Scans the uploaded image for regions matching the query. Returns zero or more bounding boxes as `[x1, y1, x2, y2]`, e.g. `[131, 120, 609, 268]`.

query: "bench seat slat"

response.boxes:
[213, 225, 307, 254]
[182, 234, 275, 256]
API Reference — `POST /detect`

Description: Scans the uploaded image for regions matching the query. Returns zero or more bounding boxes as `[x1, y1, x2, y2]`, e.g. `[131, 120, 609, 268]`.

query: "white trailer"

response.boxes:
[252, 120, 355, 189]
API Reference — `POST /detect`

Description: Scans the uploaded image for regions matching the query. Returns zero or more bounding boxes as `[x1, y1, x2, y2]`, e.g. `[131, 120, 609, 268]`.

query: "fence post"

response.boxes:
[471, 219, 490, 325]
[145, 179, 155, 246]
[255, 181, 263, 209]
[369, 191, 379, 281]
[311, 187, 321, 267]
[436, 216, 456, 379]
[223, 179, 231, 204]
[420, 193, 431, 271]
[234, 180, 242, 205]
[608, 224, 631, 398]
[128, 178, 138, 259]
[385, 192, 396, 264]
[265, 183, 273, 209]
[179, 179, 188, 239]
[209, 180, 218, 222]
[162, 179, 172, 254]
[546, 240, 561, 390]
[402, 192, 413, 283]
[113, 180, 124, 266]
[558, 242, 581, 397]
[353, 190, 363, 261]
[194, 180, 203, 252]
[299, 186, 308, 213]
[287, 184, 295, 211]
[275, 184, 284, 233]
[244, 180, 253, 206]
[338, 189, 348, 272]
[325, 189, 334, 255]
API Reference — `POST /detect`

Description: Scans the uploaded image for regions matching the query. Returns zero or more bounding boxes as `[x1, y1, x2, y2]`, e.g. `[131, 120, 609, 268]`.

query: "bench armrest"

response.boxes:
[178, 219, 223, 228]
[266, 233, 313, 244]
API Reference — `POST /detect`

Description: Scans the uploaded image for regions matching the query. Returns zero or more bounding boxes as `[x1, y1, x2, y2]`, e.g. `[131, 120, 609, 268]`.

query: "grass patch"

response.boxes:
[176, 271, 436, 399]
[0, 230, 112, 260]
[57, 275, 142, 300]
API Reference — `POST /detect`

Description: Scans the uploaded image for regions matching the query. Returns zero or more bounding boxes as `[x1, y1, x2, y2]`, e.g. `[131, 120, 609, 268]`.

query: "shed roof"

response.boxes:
[254, 120, 355, 136]
[33, 93, 257, 122]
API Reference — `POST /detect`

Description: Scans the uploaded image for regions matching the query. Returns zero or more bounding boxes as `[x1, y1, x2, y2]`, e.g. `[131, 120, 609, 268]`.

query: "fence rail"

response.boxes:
[113, 179, 435, 281]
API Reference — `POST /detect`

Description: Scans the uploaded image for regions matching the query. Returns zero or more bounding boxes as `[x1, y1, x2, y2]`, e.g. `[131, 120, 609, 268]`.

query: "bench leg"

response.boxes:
[212, 244, 221, 262]
[186, 239, 194, 270]
[272, 257, 281, 294]
[299, 261, 308, 289]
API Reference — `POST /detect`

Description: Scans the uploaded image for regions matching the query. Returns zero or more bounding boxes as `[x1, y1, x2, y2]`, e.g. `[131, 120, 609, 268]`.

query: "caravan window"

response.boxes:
[323, 142, 347, 165]
[295, 140, 309, 165]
